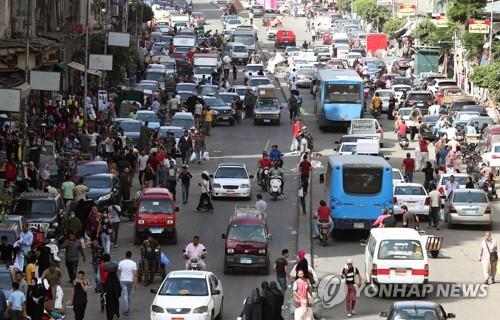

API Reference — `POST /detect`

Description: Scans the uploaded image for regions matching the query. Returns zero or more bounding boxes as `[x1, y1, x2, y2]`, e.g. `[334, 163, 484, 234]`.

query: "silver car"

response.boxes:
[445, 189, 492, 228]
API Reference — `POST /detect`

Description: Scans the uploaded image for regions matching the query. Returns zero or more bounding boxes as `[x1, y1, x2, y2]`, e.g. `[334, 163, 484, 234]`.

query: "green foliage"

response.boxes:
[461, 32, 486, 61]
[335, 0, 352, 12]
[446, 0, 488, 24]
[72, 33, 139, 86]
[353, 0, 391, 29]
[412, 19, 437, 45]
[0, 193, 13, 223]
[382, 18, 406, 37]
[470, 62, 500, 100]
[412, 19, 455, 48]
[128, 2, 154, 23]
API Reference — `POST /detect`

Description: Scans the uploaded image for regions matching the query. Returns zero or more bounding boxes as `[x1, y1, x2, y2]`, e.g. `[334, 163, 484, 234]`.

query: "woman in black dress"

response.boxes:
[27, 278, 45, 320]
[104, 270, 122, 320]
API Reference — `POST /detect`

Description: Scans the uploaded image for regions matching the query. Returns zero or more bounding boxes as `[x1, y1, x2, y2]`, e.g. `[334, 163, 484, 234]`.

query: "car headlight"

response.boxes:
[258, 249, 266, 254]
[97, 194, 111, 202]
[227, 248, 234, 254]
[274, 114, 280, 118]
[138, 220, 145, 225]
[213, 110, 219, 115]
[213, 183, 221, 189]
[51, 222, 58, 228]
[167, 219, 174, 224]
[241, 184, 250, 188]
[151, 305, 164, 313]
[193, 306, 209, 314]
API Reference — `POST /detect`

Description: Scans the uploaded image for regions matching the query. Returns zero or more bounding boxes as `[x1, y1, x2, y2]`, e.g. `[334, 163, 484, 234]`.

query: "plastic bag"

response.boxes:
[190, 152, 197, 162]
[203, 152, 209, 161]
[290, 138, 298, 151]
[439, 209, 445, 221]
[161, 252, 170, 266]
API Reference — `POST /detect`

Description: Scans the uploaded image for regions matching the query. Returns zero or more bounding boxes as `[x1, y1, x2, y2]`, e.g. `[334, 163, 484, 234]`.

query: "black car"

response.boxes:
[449, 98, 477, 115]
[392, 76, 413, 86]
[404, 91, 434, 113]
[84, 174, 121, 210]
[12, 192, 65, 240]
[380, 301, 455, 319]
[203, 96, 235, 126]
[462, 105, 487, 116]
[419, 115, 440, 141]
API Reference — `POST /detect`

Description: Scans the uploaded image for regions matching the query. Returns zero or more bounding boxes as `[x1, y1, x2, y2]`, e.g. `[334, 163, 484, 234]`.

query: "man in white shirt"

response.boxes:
[184, 236, 207, 270]
[118, 251, 137, 316]
[428, 184, 441, 230]
[137, 150, 149, 185]
[444, 124, 457, 141]
[445, 175, 458, 197]
[151, 98, 161, 113]
[255, 194, 267, 220]
[428, 104, 440, 116]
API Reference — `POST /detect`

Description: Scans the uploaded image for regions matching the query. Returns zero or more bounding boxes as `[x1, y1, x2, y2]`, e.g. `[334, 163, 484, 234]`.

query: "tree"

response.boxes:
[128, 2, 154, 23]
[412, 19, 437, 46]
[470, 62, 500, 100]
[335, 0, 352, 13]
[461, 32, 486, 61]
[446, 0, 488, 24]
[382, 18, 406, 37]
[353, 0, 391, 30]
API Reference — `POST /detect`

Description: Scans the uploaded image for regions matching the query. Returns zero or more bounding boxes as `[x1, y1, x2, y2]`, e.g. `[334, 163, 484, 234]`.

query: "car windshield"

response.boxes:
[298, 69, 316, 77]
[378, 240, 424, 260]
[255, 99, 278, 109]
[119, 122, 142, 132]
[228, 224, 266, 242]
[457, 113, 479, 121]
[159, 128, 184, 138]
[392, 170, 403, 180]
[324, 83, 361, 104]
[393, 86, 411, 93]
[77, 164, 108, 176]
[399, 109, 412, 116]
[246, 65, 263, 73]
[204, 98, 226, 107]
[171, 118, 194, 128]
[390, 308, 438, 320]
[228, 19, 241, 24]
[13, 199, 55, 217]
[175, 47, 190, 53]
[440, 176, 468, 186]
[215, 167, 248, 179]
[248, 78, 271, 87]
[233, 46, 247, 52]
[159, 278, 208, 296]
[219, 95, 236, 104]
[176, 83, 196, 92]
[233, 35, 254, 46]
[200, 86, 218, 95]
[453, 192, 487, 203]
[316, 47, 329, 53]
[424, 115, 439, 123]
[194, 67, 214, 75]
[139, 199, 173, 214]
[340, 144, 356, 153]
[136, 83, 157, 92]
[377, 91, 393, 97]
[138, 113, 159, 122]
[84, 176, 112, 189]
[394, 186, 426, 196]
[393, 77, 412, 85]
[409, 93, 432, 101]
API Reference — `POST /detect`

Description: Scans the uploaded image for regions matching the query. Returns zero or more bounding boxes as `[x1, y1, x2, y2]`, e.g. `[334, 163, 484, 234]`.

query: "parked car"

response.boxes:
[393, 183, 430, 217]
[380, 301, 455, 319]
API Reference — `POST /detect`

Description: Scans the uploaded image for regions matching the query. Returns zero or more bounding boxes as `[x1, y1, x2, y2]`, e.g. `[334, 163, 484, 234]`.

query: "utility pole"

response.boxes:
[489, 0, 494, 63]
[103, 0, 110, 87]
[392, 0, 396, 18]
[83, 0, 90, 126]
[22, 0, 32, 162]
[135, 1, 140, 51]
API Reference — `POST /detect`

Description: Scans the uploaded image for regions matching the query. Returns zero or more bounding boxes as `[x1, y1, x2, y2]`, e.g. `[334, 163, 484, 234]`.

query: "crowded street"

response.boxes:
[1, 0, 500, 319]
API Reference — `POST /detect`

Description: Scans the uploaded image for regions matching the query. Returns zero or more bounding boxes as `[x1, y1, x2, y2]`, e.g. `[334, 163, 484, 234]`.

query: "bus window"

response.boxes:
[343, 167, 382, 195]
[325, 84, 361, 103]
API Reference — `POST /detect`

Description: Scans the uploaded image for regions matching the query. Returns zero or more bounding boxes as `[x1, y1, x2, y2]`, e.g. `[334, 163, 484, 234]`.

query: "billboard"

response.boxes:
[89, 54, 113, 71]
[468, 19, 491, 34]
[399, 5, 416, 17]
[377, 0, 393, 5]
[433, 16, 449, 28]
[29, 71, 61, 91]
[0, 89, 21, 112]
[108, 32, 130, 47]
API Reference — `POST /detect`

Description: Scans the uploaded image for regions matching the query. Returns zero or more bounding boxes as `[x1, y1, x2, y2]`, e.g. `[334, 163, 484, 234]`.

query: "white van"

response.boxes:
[363, 228, 429, 285]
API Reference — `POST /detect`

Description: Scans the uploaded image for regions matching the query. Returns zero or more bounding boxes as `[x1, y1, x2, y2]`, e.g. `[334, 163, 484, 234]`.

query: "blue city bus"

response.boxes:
[315, 69, 364, 130]
[325, 155, 393, 233]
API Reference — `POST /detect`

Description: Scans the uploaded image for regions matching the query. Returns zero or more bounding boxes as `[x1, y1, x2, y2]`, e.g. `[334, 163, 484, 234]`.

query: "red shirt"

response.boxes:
[419, 139, 429, 153]
[293, 121, 302, 137]
[258, 158, 272, 168]
[403, 158, 415, 173]
[4, 162, 16, 182]
[156, 150, 166, 164]
[148, 156, 160, 172]
[317, 206, 331, 222]
[299, 160, 312, 175]
[99, 262, 109, 285]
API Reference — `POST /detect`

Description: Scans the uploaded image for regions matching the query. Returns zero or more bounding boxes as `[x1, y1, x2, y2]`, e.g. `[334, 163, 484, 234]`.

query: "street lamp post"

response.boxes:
[83, 0, 91, 126]
[489, 0, 494, 63]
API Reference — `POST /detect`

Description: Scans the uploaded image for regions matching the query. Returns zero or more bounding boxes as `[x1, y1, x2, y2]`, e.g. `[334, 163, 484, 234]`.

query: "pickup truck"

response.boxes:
[348, 118, 384, 147]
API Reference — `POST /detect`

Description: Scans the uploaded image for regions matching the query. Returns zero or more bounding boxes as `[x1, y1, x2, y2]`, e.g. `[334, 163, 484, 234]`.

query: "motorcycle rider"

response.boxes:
[243, 89, 257, 119]
[140, 236, 160, 285]
[313, 200, 333, 239]
[371, 92, 382, 114]
[257, 152, 273, 186]
[269, 160, 284, 194]
[184, 235, 207, 270]
[269, 145, 283, 167]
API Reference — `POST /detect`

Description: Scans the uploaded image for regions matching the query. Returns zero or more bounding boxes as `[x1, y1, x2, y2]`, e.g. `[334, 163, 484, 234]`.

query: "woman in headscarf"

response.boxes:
[260, 281, 275, 320]
[269, 281, 284, 320]
[104, 270, 121, 320]
[196, 171, 214, 212]
[294, 250, 310, 280]
[27, 277, 45, 320]
[241, 288, 262, 320]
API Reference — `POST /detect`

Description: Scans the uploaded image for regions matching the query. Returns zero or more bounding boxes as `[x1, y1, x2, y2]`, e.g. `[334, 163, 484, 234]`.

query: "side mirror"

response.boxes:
[221, 233, 226, 239]
[209, 174, 214, 178]
[150, 288, 157, 294]
[384, 157, 390, 161]
[267, 234, 272, 240]
[212, 289, 221, 295]
[175, 207, 179, 212]
[249, 175, 254, 179]
[334, 141, 339, 144]
[360, 239, 367, 246]
[447, 313, 456, 319]
[319, 173, 324, 184]
[334, 148, 337, 151]
[379, 311, 388, 317]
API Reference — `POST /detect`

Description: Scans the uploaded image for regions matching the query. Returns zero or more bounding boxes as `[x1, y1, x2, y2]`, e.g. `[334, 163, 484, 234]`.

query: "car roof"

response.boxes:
[393, 301, 439, 309]
[231, 214, 265, 225]
[137, 110, 155, 114]
[84, 173, 114, 179]
[119, 119, 142, 124]
[142, 188, 173, 196]
[370, 227, 421, 239]
[217, 163, 246, 168]
[17, 192, 58, 200]
[219, 92, 238, 96]
[439, 173, 469, 180]
[394, 183, 425, 188]
[167, 270, 210, 278]
[408, 91, 432, 94]
[79, 161, 107, 167]
[452, 188, 485, 194]
[172, 112, 195, 119]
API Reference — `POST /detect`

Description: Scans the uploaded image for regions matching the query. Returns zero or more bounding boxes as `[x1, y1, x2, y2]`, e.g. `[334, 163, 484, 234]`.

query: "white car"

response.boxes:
[374, 89, 396, 113]
[229, 85, 251, 100]
[224, 18, 242, 30]
[392, 168, 405, 185]
[267, 25, 280, 39]
[247, 77, 272, 92]
[391, 84, 412, 103]
[393, 183, 430, 216]
[150, 270, 223, 320]
[245, 64, 265, 80]
[482, 143, 500, 169]
[336, 142, 356, 155]
[211, 163, 253, 198]
[346, 52, 362, 67]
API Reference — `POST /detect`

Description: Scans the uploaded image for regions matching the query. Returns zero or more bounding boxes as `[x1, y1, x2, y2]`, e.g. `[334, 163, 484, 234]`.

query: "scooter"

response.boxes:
[319, 222, 330, 247]
[259, 168, 270, 191]
[371, 107, 381, 118]
[398, 135, 409, 150]
[269, 176, 282, 201]
[183, 249, 207, 270]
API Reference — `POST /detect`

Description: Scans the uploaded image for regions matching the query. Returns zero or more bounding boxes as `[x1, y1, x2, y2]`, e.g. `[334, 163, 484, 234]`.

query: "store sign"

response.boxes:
[399, 5, 416, 17]
[433, 16, 449, 28]
[377, 0, 392, 5]
[468, 19, 491, 34]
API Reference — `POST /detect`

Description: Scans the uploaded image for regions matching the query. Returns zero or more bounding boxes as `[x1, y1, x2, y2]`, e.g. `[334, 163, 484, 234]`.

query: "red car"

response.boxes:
[323, 33, 333, 45]
[275, 29, 296, 48]
[134, 188, 179, 245]
[222, 208, 270, 274]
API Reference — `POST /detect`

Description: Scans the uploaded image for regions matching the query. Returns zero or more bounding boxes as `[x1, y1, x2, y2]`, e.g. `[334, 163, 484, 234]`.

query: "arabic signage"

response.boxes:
[398, 5, 416, 17]
[376, 0, 392, 5]
[468, 19, 491, 34]
[433, 16, 449, 28]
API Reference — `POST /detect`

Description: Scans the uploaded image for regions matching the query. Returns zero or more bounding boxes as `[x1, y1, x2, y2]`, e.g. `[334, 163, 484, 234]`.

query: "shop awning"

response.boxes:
[67, 61, 102, 77]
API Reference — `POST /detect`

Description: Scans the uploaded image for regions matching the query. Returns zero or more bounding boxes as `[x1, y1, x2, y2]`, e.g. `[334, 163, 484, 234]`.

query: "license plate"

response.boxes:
[222, 117, 229, 120]
[353, 223, 364, 229]
[406, 200, 417, 204]
[240, 257, 252, 264]
[226, 189, 235, 193]
[172, 318, 184, 320]
[263, 119, 271, 123]
[149, 228, 163, 234]
[465, 209, 477, 215]
[417, 103, 424, 106]
[395, 269, 407, 275]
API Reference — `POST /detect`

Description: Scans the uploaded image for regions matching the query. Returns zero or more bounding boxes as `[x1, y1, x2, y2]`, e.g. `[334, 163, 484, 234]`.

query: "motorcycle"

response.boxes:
[319, 222, 330, 247]
[183, 248, 206, 270]
[398, 135, 409, 150]
[258, 167, 270, 191]
[269, 176, 282, 201]
[370, 107, 381, 119]
[45, 239, 61, 263]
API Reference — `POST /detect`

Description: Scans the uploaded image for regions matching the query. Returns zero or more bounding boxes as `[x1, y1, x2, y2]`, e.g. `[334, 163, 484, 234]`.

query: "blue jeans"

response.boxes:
[314, 221, 333, 236]
[277, 276, 287, 293]
[120, 281, 133, 313]
[405, 172, 413, 182]
[100, 233, 111, 255]
[182, 182, 190, 203]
